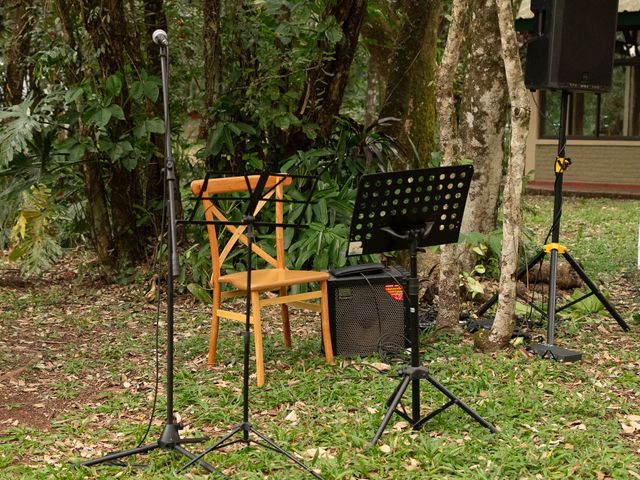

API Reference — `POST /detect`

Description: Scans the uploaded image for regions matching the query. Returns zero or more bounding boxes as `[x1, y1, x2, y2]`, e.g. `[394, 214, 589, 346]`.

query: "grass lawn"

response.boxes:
[0, 195, 639, 479]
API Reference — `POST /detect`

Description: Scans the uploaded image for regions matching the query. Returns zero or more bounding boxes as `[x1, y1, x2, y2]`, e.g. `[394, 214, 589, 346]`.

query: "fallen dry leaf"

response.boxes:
[304, 447, 334, 460]
[404, 458, 420, 471]
[367, 362, 391, 372]
[392, 421, 409, 431]
[621, 422, 636, 434]
[285, 410, 298, 422]
[379, 444, 391, 454]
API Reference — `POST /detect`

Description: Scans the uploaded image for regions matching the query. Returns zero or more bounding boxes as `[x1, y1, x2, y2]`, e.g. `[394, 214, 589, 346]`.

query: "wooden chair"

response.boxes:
[191, 174, 334, 386]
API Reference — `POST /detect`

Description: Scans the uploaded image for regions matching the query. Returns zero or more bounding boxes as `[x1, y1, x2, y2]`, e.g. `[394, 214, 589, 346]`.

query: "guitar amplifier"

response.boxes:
[327, 264, 409, 356]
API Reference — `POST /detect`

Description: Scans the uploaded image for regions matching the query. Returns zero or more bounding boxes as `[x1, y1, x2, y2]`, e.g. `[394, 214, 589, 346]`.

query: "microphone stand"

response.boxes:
[81, 31, 221, 476]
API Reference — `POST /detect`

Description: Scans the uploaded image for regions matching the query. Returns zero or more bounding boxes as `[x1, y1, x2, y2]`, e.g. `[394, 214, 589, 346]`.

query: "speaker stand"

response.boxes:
[476, 90, 629, 361]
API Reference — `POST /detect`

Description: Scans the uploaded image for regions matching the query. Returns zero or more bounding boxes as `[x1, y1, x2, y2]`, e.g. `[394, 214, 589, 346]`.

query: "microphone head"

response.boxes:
[152, 29, 168, 46]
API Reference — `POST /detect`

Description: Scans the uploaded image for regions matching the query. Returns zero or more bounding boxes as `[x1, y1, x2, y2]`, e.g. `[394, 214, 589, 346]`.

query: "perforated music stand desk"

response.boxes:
[346, 166, 496, 444]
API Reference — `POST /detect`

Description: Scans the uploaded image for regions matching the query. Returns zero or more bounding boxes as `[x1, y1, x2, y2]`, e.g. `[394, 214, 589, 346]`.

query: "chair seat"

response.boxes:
[219, 268, 330, 291]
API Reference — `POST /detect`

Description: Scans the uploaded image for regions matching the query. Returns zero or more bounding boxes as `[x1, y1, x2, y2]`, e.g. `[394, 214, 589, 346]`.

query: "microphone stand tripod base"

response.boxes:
[80, 423, 218, 473]
[528, 343, 582, 362]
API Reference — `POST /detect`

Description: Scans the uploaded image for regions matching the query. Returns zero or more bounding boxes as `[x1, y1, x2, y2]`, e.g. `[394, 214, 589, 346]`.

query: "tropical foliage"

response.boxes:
[1, 0, 401, 281]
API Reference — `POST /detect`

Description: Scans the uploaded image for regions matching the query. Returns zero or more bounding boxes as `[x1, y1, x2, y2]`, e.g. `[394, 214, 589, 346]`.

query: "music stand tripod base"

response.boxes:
[183, 179, 323, 479]
[528, 343, 582, 362]
[371, 365, 497, 445]
[345, 167, 496, 445]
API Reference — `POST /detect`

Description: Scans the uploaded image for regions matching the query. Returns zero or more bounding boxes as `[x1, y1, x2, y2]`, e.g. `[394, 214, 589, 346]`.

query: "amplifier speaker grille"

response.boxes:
[327, 266, 408, 356]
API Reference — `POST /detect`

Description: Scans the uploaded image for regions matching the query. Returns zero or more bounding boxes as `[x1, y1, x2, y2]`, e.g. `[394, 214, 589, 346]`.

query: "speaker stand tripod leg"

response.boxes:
[529, 245, 582, 362]
[547, 247, 560, 345]
[476, 249, 546, 317]
[562, 251, 629, 331]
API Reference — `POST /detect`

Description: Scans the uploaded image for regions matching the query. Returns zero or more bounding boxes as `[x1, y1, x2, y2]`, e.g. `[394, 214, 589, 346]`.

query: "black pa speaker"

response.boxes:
[327, 265, 408, 356]
[524, 0, 618, 93]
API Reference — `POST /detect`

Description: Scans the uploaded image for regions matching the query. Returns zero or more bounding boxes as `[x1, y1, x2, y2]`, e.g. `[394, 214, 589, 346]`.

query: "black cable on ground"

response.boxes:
[135, 174, 167, 448]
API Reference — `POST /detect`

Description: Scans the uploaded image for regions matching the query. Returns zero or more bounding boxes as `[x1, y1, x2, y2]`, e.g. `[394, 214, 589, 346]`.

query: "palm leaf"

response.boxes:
[0, 96, 43, 169]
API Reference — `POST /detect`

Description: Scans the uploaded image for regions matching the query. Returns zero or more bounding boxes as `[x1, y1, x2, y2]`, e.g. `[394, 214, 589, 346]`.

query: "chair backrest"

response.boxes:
[191, 175, 293, 283]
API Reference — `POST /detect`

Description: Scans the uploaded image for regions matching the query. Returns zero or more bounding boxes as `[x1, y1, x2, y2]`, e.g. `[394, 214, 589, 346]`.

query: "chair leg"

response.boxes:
[320, 281, 334, 365]
[208, 287, 221, 365]
[280, 286, 292, 348]
[252, 292, 266, 387]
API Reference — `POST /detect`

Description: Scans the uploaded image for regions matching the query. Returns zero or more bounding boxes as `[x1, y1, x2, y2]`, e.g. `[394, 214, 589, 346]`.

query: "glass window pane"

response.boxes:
[540, 91, 560, 138]
[569, 93, 598, 136]
[539, 64, 638, 139]
[598, 66, 627, 137]
[630, 65, 640, 137]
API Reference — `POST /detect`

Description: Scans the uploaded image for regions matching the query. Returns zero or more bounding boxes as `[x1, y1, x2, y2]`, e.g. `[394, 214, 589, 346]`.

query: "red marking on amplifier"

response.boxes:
[384, 284, 404, 301]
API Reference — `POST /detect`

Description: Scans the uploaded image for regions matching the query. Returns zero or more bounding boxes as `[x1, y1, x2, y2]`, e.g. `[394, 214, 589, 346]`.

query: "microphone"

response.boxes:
[152, 29, 168, 46]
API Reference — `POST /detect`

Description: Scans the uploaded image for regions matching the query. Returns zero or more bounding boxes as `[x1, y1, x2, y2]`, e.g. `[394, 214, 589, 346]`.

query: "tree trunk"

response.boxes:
[434, 0, 470, 330]
[202, 0, 223, 169]
[459, 0, 509, 239]
[203, 0, 223, 111]
[54, 0, 80, 55]
[285, 0, 367, 155]
[379, 0, 442, 169]
[3, 0, 34, 107]
[54, 0, 115, 269]
[361, 6, 396, 126]
[483, 0, 531, 351]
[82, 159, 115, 267]
[81, 0, 146, 266]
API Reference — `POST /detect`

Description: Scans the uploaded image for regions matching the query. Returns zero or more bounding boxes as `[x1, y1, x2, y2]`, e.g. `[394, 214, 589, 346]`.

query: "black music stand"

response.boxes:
[344, 166, 497, 444]
[179, 171, 323, 479]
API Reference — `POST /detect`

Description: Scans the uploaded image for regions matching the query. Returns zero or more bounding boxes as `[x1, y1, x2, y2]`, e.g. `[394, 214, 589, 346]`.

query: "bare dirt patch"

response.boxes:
[0, 256, 154, 436]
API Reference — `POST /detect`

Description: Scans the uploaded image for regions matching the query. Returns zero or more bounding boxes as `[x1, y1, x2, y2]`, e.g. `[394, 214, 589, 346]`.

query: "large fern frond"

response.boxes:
[0, 96, 43, 169]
